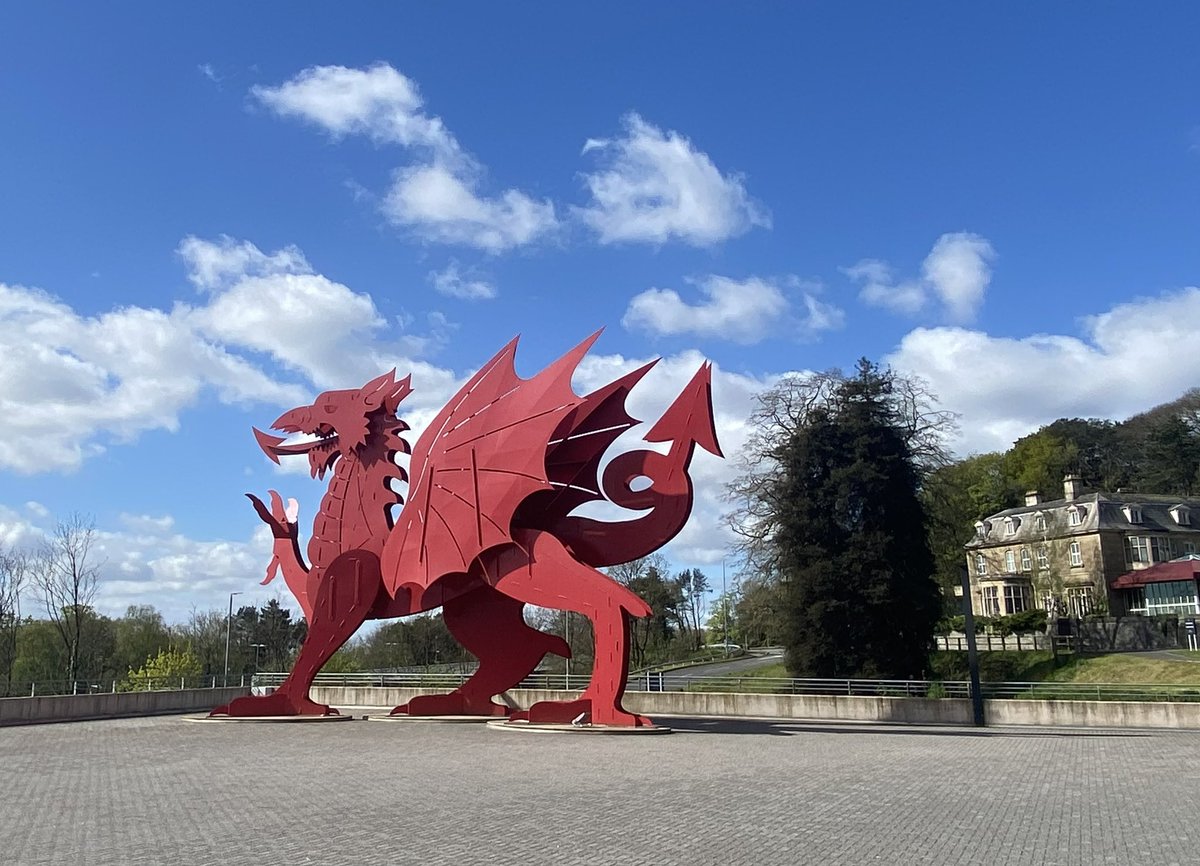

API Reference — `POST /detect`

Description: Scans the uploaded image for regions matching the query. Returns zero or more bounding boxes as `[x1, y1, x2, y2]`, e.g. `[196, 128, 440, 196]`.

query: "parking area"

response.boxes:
[2, 712, 1198, 865]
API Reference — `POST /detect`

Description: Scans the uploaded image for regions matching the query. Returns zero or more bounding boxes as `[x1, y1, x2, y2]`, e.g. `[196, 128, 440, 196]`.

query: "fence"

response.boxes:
[251, 671, 1200, 703]
[935, 634, 1050, 651]
[10, 675, 250, 698]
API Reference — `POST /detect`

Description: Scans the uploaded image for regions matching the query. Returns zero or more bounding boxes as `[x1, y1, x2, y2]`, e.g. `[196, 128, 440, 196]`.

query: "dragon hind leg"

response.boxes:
[493, 530, 653, 727]
[211, 550, 383, 717]
[392, 581, 569, 717]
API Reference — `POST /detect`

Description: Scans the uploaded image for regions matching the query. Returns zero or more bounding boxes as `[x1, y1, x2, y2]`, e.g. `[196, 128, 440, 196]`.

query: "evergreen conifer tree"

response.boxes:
[778, 360, 940, 679]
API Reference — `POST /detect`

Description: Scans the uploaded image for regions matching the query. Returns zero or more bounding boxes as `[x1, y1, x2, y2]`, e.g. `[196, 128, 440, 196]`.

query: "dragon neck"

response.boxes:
[308, 431, 407, 566]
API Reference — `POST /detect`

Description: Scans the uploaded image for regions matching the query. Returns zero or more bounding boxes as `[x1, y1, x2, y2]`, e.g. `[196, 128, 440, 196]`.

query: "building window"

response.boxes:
[974, 521, 986, 539]
[1005, 550, 1016, 572]
[1067, 586, 1093, 617]
[1171, 506, 1191, 526]
[1004, 517, 1016, 536]
[1123, 504, 1143, 524]
[1150, 537, 1170, 563]
[1068, 507, 1083, 527]
[975, 554, 987, 576]
[1144, 580, 1200, 616]
[1037, 547, 1049, 569]
[1186, 542, 1197, 555]
[1020, 548, 1032, 572]
[1004, 584, 1031, 614]
[1069, 541, 1083, 567]
[1034, 513, 1046, 532]
[1127, 536, 1149, 564]
[982, 586, 1001, 617]
[1040, 592, 1058, 613]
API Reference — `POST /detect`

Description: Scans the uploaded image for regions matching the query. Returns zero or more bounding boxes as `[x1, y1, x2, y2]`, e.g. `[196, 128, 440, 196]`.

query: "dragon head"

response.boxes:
[253, 370, 413, 479]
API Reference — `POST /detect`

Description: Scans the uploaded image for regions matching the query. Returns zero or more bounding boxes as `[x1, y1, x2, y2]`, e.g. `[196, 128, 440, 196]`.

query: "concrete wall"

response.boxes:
[311, 686, 1200, 729]
[0, 687, 250, 726]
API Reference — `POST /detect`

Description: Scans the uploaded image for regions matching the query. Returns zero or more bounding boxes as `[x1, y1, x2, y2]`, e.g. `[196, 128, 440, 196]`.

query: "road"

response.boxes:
[656, 648, 784, 690]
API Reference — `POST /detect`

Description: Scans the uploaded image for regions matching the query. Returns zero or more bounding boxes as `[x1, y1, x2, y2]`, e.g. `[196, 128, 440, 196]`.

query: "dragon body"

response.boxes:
[213, 332, 721, 726]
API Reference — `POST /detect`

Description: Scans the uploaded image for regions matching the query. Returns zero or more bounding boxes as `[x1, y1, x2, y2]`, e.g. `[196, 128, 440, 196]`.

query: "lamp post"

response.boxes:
[722, 559, 729, 655]
[250, 642, 265, 674]
[223, 591, 242, 687]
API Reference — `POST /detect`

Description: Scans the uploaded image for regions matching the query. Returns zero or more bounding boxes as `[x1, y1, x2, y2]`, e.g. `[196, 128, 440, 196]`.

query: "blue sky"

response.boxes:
[2, 4, 1199, 621]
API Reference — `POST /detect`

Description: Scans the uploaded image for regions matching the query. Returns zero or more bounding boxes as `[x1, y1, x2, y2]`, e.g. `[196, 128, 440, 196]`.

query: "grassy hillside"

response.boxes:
[735, 652, 1200, 685]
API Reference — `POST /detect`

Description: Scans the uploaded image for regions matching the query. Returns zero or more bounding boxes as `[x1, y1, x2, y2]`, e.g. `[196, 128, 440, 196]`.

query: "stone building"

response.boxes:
[963, 475, 1200, 619]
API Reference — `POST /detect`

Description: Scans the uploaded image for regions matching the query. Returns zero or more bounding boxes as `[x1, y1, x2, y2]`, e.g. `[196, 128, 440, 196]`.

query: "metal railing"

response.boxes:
[254, 671, 1200, 703]
[5, 675, 248, 698]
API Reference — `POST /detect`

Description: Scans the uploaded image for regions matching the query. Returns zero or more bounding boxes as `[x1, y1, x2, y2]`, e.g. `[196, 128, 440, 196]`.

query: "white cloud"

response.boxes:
[887, 286, 1200, 455]
[622, 275, 841, 344]
[253, 64, 558, 252]
[178, 234, 310, 291]
[575, 113, 770, 246]
[250, 63, 459, 159]
[384, 162, 557, 253]
[429, 262, 496, 301]
[846, 232, 995, 322]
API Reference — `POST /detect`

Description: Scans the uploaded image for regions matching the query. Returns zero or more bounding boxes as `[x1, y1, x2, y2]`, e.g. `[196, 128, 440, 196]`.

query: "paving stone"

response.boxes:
[1, 713, 1198, 865]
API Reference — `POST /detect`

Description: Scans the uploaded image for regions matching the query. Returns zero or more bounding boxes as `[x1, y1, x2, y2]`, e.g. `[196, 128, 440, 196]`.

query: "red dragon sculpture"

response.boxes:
[212, 332, 721, 726]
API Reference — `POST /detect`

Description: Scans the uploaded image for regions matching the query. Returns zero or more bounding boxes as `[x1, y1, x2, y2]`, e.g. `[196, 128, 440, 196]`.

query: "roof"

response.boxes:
[966, 491, 1200, 548]
[1111, 556, 1200, 589]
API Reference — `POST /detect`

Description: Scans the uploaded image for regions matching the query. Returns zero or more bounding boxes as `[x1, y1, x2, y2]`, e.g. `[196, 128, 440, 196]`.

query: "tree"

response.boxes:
[31, 514, 101, 684]
[0, 546, 27, 696]
[728, 367, 956, 575]
[119, 646, 203, 691]
[733, 578, 786, 647]
[675, 568, 710, 650]
[770, 360, 941, 679]
[112, 605, 171, 677]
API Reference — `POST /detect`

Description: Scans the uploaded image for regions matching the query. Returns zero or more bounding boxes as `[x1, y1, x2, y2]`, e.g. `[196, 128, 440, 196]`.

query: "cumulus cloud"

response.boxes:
[384, 163, 557, 253]
[846, 232, 995, 322]
[0, 235, 474, 475]
[429, 262, 496, 301]
[622, 275, 842, 344]
[252, 64, 558, 252]
[250, 63, 459, 158]
[887, 287, 1200, 455]
[575, 113, 770, 246]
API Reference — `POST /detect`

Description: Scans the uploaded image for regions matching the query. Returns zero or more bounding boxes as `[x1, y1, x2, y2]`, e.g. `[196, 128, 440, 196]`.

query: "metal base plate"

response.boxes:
[487, 719, 672, 734]
[184, 713, 354, 724]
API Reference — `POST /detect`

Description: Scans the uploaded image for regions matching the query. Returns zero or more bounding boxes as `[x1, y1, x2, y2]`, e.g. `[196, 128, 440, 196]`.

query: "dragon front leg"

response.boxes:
[211, 549, 383, 718]
[492, 530, 654, 728]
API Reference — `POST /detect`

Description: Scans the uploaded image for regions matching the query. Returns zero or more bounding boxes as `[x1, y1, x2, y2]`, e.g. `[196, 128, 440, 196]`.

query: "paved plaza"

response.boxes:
[3, 711, 1200, 865]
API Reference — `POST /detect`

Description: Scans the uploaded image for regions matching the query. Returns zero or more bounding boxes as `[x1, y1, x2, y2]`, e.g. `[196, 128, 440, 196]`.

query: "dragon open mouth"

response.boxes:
[253, 424, 342, 479]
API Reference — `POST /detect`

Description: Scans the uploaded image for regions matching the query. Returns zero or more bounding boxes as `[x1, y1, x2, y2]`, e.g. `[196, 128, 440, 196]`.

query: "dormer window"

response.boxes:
[974, 521, 986, 539]
[1033, 512, 1046, 532]
[1123, 504, 1143, 524]
[1171, 505, 1191, 526]
[1068, 507, 1083, 527]
[1003, 517, 1016, 536]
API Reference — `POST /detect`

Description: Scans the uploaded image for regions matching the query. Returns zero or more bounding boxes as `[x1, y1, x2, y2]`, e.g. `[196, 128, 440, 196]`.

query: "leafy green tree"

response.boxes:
[774, 360, 941, 679]
[112, 605, 170, 676]
[674, 568, 710, 650]
[120, 647, 203, 691]
[733, 578, 786, 647]
[0, 547, 27, 696]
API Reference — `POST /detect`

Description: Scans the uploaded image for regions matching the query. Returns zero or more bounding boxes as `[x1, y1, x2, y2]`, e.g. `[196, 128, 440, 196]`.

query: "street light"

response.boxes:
[250, 643, 265, 674]
[223, 591, 242, 687]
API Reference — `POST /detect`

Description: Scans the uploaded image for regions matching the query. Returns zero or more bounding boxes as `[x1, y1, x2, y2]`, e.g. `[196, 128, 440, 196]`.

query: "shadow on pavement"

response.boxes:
[661, 716, 1154, 739]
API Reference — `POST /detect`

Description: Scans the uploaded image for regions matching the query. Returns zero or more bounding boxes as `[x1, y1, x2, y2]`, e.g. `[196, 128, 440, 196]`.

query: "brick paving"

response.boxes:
[3, 712, 1200, 865]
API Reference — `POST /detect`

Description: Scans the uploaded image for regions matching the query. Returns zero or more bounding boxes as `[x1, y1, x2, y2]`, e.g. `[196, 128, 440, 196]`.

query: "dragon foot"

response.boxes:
[211, 692, 339, 718]
[510, 698, 653, 728]
[390, 691, 510, 717]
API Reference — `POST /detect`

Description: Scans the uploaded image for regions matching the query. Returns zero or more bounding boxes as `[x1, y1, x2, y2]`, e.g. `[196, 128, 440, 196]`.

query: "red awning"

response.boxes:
[1112, 560, 1200, 589]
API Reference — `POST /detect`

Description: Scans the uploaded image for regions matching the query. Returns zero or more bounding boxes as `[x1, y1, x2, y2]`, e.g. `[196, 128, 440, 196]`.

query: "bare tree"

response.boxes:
[32, 514, 101, 684]
[0, 545, 27, 695]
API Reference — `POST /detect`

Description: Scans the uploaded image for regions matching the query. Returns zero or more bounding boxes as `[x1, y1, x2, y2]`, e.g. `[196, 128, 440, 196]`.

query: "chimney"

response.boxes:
[1063, 474, 1082, 501]
[1024, 490, 1041, 507]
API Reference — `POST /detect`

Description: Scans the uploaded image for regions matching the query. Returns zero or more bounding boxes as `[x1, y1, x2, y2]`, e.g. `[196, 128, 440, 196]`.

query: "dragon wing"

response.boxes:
[380, 332, 600, 597]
